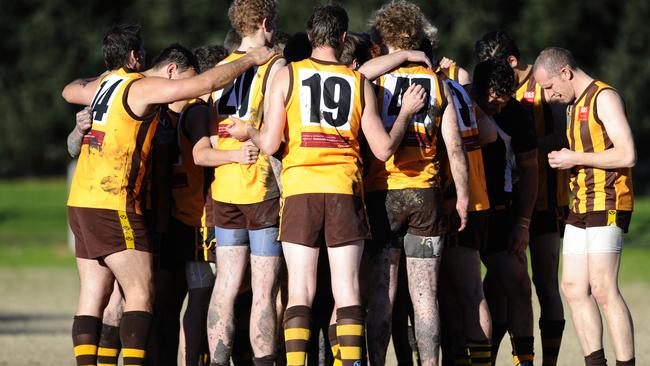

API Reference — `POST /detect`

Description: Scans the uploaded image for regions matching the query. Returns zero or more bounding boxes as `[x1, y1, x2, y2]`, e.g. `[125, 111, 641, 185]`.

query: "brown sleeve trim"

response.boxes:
[359, 73, 366, 113]
[436, 74, 448, 112]
[285, 63, 294, 107]
[261, 55, 283, 95]
[122, 78, 157, 121]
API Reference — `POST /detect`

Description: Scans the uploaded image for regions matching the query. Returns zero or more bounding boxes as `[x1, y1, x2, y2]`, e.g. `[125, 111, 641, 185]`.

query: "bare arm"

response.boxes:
[128, 47, 276, 117]
[509, 148, 538, 254]
[61, 71, 111, 105]
[548, 89, 636, 169]
[361, 80, 426, 161]
[263, 58, 287, 193]
[358, 50, 432, 81]
[193, 137, 259, 167]
[440, 83, 469, 231]
[67, 107, 92, 157]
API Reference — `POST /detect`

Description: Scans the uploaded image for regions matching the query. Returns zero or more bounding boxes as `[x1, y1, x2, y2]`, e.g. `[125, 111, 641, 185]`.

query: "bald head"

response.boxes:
[533, 47, 577, 76]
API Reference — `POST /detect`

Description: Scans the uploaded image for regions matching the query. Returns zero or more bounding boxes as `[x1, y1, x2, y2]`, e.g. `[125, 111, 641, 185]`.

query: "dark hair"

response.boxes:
[283, 32, 312, 63]
[224, 28, 241, 53]
[102, 23, 143, 70]
[474, 30, 520, 63]
[150, 43, 198, 73]
[273, 30, 291, 53]
[193, 45, 229, 73]
[340, 32, 372, 67]
[533, 47, 578, 76]
[473, 59, 515, 97]
[306, 4, 348, 49]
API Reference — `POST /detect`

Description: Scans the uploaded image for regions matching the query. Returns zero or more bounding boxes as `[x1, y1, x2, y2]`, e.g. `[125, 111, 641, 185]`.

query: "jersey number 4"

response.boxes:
[90, 76, 125, 125]
[216, 67, 256, 119]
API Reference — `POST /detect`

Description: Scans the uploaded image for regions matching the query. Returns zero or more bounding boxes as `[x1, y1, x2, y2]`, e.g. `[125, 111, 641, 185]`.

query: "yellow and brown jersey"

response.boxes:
[169, 100, 213, 228]
[515, 69, 569, 211]
[210, 52, 282, 204]
[68, 68, 159, 214]
[567, 80, 633, 213]
[435, 63, 460, 83]
[364, 63, 446, 192]
[443, 79, 490, 212]
[282, 58, 365, 197]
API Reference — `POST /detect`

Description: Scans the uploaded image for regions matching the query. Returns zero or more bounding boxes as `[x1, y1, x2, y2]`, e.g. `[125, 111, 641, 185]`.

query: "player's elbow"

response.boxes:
[621, 150, 636, 168]
[61, 85, 75, 103]
[260, 141, 279, 157]
[192, 148, 210, 167]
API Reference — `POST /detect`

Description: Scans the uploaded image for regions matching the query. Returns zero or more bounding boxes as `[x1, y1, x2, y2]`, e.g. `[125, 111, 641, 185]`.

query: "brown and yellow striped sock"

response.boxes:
[511, 336, 534, 365]
[467, 340, 491, 366]
[539, 319, 565, 366]
[336, 305, 365, 366]
[97, 324, 121, 366]
[284, 305, 311, 366]
[119, 311, 152, 366]
[328, 323, 343, 366]
[584, 349, 607, 366]
[72, 315, 102, 366]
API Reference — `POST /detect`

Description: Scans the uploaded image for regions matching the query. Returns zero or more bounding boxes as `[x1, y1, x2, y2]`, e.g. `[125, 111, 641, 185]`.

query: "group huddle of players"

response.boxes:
[61, 1, 637, 366]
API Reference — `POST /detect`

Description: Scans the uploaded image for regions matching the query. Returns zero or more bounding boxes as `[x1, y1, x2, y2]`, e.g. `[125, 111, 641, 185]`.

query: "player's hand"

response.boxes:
[76, 106, 92, 135]
[508, 225, 529, 255]
[455, 198, 469, 232]
[406, 50, 433, 70]
[246, 46, 276, 66]
[438, 57, 456, 70]
[400, 84, 427, 116]
[548, 148, 576, 169]
[235, 140, 259, 165]
[225, 117, 251, 141]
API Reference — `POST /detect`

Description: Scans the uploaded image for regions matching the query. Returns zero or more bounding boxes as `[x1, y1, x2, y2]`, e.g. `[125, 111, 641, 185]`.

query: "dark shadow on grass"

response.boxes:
[0, 313, 71, 335]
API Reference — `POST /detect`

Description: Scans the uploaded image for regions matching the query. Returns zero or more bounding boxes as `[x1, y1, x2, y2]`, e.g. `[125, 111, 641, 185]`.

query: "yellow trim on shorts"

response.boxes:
[118, 210, 135, 249]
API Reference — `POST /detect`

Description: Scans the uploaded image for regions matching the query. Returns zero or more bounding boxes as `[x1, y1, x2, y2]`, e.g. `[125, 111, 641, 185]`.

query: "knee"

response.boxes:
[590, 280, 617, 308]
[560, 280, 586, 303]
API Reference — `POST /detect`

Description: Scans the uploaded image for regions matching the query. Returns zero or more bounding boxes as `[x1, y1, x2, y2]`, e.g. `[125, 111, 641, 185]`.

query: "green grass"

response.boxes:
[1, 178, 650, 278]
[0, 178, 73, 267]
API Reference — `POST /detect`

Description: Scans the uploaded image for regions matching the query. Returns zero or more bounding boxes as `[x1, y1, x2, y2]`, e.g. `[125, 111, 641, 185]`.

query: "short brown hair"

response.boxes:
[533, 47, 578, 76]
[306, 4, 349, 49]
[228, 0, 276, 37]
[370, 0, 424, 51]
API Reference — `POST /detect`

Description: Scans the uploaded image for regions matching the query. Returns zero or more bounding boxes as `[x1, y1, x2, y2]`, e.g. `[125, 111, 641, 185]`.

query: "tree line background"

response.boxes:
[1, 0, 648, 190]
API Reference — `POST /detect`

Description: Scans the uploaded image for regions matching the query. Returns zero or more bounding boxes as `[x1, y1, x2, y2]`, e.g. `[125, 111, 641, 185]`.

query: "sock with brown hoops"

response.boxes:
[539, 319, 565, 366]
[584, 349, 607, 366]
[467, 340, 491, 366]
[328, 323, 343, 366]
[97, 323, 121, 366]
[119, 311, 152, 366]
[336, 305, 366, 366]
[284, 306, 311, 366]
[72, 315, 102, 366]
[615, 358, 635, 366]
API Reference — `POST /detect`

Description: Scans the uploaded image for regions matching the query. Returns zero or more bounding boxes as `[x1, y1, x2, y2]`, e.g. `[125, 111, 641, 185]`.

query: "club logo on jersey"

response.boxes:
[524, 90, 536, 103]
[82, 130, 105, 148]
[578, 106, 590, 122]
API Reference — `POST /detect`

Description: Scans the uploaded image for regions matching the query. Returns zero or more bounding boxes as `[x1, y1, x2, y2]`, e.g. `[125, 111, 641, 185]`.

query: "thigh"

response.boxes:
[324, 194, 370, 247]
[327, 240, 364, 306]
[249, 227, 283, 257]
[76, 257, 115, 316]
[103, 249, 153, 294]
[563, 223, 588, 255]
[185, 261, 216, 290]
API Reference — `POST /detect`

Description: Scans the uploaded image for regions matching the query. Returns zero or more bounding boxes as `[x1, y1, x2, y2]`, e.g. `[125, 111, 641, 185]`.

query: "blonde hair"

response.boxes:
[369, 0, 424, 51]
[228, 0, 276, 37]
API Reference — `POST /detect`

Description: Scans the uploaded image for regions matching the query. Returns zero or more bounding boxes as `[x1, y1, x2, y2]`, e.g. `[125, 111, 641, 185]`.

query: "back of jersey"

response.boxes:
[282, 58, 365, 198]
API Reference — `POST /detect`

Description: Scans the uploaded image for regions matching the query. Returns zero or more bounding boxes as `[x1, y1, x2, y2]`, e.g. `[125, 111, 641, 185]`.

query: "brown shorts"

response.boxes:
[68, 206, 151, 259]
[446, 210, 489, 251]
[213, 198, 280, 230]
[566, 210, 632, 233]
[279, 193, 370, 247]
[530, 206, 569, 238]
[365, 188, 447, 250]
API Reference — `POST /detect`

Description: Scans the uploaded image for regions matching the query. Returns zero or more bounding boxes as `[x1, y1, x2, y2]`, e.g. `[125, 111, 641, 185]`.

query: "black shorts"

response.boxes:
[213, 198, 280, 230]
[530, 206, 568, 238]
[365, 188, 446, 251]
[154, 217, 215, 270]
[481, 208, 514, 255]
[68, 207, 151, 259]
[279, 193, 370, 247]
[446, 210, 489, 251]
